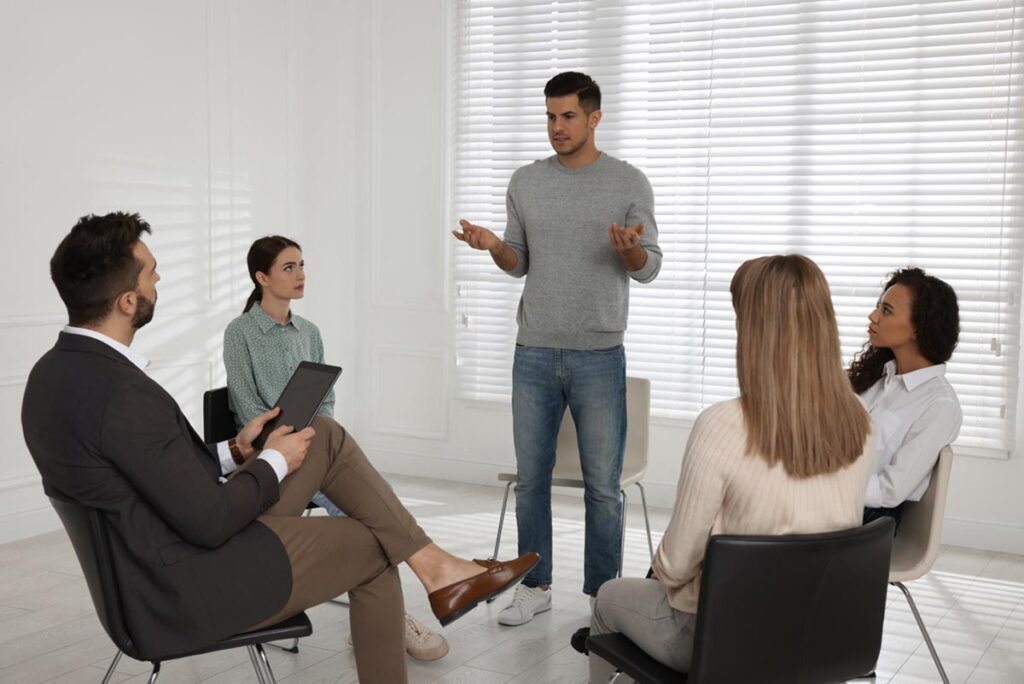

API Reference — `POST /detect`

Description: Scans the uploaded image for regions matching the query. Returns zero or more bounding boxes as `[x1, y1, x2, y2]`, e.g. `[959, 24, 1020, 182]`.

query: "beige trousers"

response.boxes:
[246, 416, 431, 684]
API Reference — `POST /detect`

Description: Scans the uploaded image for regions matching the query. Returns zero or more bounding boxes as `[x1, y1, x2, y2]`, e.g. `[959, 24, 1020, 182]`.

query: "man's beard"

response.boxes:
[132, 291, 155, 330]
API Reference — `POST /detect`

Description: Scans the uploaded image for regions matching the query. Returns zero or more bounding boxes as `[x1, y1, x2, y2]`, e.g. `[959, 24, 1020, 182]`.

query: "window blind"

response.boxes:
[452, 0, 1024, 456]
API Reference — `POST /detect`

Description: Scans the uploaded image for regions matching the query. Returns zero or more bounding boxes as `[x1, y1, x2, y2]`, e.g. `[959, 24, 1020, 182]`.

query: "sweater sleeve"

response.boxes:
[652, 409, 727, 601]
[502, 176, 529, 278]
[624, 171, 662, 284]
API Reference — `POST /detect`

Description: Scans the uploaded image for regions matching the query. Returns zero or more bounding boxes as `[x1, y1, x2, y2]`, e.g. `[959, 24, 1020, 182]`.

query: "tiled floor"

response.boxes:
[0, 474, 1022, 683]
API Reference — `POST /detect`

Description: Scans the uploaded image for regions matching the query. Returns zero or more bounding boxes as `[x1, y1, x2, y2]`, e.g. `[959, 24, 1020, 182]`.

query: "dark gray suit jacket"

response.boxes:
[21, 332, 292, 657]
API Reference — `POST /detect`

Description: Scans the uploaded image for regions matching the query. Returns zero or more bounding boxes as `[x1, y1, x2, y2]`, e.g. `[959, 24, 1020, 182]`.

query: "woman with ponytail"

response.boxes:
[223, 236, 335, 434]
[223, 236, 450, 662]
[850, 267, 961, 528]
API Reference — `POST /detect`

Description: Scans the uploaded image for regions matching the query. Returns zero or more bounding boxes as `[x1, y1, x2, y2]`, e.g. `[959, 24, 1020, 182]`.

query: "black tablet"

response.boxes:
[254, 361, 342, 449]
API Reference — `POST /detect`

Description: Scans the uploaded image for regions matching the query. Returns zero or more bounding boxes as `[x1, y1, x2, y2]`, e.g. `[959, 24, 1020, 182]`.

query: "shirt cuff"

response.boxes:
[258, 449, 288, 482]
[216, 441, 237, 476]
[864, 474, 882, 509]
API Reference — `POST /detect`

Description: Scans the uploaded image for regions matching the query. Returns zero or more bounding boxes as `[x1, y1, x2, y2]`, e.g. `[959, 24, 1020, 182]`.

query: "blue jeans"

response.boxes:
[512, 344, 627, 595]
[310, 490, 345, 517]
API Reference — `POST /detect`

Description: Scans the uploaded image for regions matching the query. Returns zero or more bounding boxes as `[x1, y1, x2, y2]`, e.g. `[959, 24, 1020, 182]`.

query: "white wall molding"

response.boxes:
[943, 516, 1024, 556]
[370, 347, 449, 439]
[0, 504, 59, 546]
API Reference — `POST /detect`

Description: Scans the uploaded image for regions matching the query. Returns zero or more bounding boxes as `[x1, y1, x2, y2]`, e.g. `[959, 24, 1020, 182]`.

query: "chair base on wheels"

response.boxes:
[103, 612, 312, 684]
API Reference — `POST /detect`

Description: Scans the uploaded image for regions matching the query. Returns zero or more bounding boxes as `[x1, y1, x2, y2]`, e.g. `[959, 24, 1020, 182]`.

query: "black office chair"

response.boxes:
[203, 386, 239, 444]
[50, 497, 311, 684]
[587, 517, 896, 683]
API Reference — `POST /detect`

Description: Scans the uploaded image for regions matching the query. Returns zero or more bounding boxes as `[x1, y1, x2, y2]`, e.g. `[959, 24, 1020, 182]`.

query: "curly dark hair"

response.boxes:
[848, 267, 960, 394]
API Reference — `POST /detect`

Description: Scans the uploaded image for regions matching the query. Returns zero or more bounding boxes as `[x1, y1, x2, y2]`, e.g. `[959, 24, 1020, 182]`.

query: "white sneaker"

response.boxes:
[404, 613, 449, 661]
[497, 585, 552, 626]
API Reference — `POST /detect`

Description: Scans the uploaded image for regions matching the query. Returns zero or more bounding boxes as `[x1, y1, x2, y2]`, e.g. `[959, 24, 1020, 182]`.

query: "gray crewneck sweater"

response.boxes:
[502, 153, 662, 350]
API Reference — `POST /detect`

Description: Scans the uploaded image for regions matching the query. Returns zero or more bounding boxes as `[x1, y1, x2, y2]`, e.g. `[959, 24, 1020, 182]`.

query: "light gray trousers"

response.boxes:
[589, 578, 697, 683]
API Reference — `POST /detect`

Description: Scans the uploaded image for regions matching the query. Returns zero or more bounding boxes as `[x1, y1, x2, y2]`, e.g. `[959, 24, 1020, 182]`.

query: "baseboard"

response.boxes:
[368, 447, 694, 510]
[0, 503, 60, 545]
[368, 447, 1024, 557]
[942, 516, 1024, 555]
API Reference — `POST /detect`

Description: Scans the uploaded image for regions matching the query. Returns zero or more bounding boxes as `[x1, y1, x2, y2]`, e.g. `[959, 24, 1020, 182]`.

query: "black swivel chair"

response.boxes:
[50, 497, 311, 684]
[587, 517, 896, 683]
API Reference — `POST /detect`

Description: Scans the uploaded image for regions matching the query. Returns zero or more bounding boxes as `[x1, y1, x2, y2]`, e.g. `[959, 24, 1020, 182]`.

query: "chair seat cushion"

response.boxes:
[586, 633, 687, 683]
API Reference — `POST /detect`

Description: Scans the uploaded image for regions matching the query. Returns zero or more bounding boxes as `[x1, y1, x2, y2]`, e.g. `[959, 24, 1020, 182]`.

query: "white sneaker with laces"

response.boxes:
[497, 584, 552, 626]
[404, 613, 449, 661]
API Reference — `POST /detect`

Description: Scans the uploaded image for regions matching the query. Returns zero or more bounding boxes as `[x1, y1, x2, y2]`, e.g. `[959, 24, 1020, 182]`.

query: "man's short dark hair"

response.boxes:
[50, 212, 152, 326]
[544, 71, 601, 114]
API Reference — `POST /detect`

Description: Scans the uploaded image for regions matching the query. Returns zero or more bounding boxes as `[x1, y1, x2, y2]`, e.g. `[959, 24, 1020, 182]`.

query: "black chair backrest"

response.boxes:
[49, 497, 140, 659]
[689, 517, 895, 684]
[204, 387, 238, 444]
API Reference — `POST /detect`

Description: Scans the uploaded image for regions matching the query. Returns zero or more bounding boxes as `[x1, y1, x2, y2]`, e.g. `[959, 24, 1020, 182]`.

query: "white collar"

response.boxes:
[63, 326, 151, 371]
[883, 359, 947, 392]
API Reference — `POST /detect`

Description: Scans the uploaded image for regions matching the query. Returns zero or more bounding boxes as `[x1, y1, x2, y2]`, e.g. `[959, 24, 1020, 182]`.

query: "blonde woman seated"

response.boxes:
[588, 255, 875, 680]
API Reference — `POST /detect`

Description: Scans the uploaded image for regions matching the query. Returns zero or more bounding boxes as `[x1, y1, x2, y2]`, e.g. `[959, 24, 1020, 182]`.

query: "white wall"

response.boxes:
[0, 0, 358, 542]
[3, 0, 1022, 556]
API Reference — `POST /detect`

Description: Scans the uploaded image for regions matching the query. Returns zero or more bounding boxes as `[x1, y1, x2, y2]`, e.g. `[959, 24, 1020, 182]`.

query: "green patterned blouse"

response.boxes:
[223, 304, 335, 428]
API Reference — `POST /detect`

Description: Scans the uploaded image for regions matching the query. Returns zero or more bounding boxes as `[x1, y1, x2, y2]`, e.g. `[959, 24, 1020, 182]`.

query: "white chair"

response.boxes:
[888, 445, 954, 684]
[490, 376, 654, 577]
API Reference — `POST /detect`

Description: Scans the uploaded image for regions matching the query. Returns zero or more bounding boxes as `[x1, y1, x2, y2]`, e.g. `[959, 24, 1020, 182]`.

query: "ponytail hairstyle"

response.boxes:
[243, 235, 302, 313]
[848, 267, 959, 394]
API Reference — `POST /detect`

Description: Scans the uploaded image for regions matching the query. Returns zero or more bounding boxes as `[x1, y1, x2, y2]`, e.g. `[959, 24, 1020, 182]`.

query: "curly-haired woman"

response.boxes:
[849, 267, 962, 528]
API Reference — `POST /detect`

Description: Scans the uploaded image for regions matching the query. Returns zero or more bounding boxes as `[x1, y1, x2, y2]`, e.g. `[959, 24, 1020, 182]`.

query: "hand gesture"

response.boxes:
[236, 406, 281, 459]
[608, 222, 644, 253]
[265, 424, 316, 474]
[452, 219, 502, 252]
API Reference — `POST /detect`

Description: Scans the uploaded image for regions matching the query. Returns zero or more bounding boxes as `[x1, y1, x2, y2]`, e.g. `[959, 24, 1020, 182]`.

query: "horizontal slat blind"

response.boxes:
[453, 0, 1023, 454]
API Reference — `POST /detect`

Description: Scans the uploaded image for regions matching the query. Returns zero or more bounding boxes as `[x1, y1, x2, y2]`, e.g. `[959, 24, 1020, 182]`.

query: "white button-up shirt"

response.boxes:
[859, 360, 961, 508]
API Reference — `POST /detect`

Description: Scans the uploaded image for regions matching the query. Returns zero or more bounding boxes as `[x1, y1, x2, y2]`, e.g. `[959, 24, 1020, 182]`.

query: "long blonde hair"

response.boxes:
[730, 254, 870, 477]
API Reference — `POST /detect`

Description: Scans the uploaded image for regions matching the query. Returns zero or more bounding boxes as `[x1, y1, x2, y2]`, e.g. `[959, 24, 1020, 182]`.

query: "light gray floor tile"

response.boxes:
[0, 473, 1019, 684]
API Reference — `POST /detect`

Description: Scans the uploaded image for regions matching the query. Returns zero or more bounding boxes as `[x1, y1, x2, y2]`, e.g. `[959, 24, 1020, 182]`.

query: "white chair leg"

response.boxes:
[101, 650, 123, 684]
[635, 482, 654, 562]
[492, 480, 513, 560]
[895, 581, 950, 684]
[487, 480, 515, 603]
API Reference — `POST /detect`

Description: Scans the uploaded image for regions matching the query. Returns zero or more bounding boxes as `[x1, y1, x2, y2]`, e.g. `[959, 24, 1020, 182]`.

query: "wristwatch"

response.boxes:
[228, 438, 246, 466]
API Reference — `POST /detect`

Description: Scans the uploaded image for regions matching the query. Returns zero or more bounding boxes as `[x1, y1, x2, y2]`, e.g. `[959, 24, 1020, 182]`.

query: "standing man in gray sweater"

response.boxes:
[452, 71, 662, 626]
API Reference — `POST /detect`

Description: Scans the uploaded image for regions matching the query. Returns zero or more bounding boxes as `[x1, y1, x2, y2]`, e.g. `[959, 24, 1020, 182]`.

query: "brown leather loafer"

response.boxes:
[428, 552, 540, 627]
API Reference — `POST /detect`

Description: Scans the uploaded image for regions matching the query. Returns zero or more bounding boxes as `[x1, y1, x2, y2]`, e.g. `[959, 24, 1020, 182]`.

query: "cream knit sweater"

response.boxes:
[652, 398, 873, 614]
